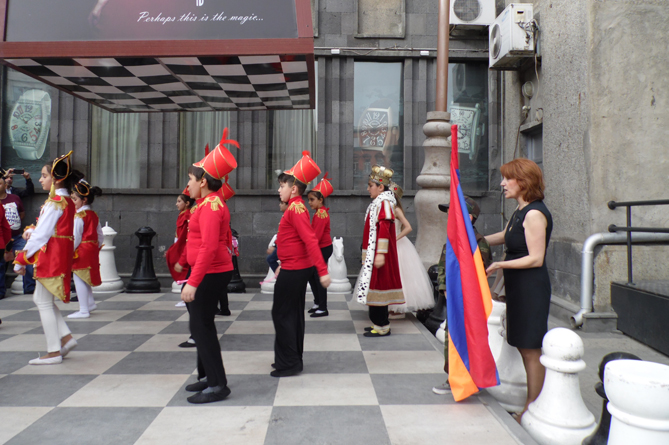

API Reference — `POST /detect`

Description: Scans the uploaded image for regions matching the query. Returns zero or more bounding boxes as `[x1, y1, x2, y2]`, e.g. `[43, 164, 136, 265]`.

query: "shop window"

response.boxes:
[178, 111, 231, 184]
[1, 68, 55, 187]
[91, 106, 141, 188]
[448, 63, 489, 192]
[353, 61, 403, 189]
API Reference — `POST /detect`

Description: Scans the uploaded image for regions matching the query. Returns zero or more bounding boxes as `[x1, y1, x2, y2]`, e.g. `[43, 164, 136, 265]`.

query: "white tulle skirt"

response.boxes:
[393, 237, 435, 313]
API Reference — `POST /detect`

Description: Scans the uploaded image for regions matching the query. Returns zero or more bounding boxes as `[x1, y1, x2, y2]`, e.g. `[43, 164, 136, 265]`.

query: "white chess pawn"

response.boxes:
[605, 359, 669, 445]
[10, 274, 24, 295]
[522, 327, 596, 444]
[171, 281, 181, 294]
[486, 310, 527, 413]
[94, 222, 125, 294]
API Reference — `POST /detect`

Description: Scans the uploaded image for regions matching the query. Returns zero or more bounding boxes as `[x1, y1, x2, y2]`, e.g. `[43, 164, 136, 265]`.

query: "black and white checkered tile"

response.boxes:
[5, 55, 311, 112]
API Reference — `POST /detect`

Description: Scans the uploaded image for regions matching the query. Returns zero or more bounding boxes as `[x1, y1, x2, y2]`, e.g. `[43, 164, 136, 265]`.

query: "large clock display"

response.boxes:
[9, 89, 51, 160]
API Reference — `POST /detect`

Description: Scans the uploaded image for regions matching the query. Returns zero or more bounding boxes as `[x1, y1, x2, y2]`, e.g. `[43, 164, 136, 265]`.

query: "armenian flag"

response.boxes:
[446, 124, 499, 402]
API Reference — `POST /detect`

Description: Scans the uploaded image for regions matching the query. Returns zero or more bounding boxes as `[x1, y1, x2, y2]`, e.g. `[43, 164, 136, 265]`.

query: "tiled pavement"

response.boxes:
[0, 289, 529, 445]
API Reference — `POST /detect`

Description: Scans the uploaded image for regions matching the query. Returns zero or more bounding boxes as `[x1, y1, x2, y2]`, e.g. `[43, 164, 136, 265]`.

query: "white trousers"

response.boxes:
[33, 281, 71, 353]
[73, 274, 95, 314]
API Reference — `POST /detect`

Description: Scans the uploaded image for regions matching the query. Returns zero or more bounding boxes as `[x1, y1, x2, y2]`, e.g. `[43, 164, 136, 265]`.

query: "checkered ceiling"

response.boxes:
[5, 55, 312, 112]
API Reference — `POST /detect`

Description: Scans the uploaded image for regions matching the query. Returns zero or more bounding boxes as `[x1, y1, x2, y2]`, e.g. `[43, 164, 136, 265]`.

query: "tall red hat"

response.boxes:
[284, 151, 321, 185]
[312, 172, 334, 198]
[220, 175, 235, 201]
[193, 129, 239, 180]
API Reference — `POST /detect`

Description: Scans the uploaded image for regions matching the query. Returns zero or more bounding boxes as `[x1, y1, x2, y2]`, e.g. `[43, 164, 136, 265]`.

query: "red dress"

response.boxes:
[361, 198, 404, 306]
[73, 209, 103, 286]
[166, 209, 190, 281]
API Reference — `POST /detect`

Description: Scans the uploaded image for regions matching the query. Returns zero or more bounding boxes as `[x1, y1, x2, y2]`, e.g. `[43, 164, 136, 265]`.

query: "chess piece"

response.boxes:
[171, 281, 181, 294]
[93, 222, 124, 294]
[327, 237, 352, 294]
[487, 299, 505, 361]
[605, 359, 669, 445]
[522, 327, 596, 444]
[583, 352, 641, 445]
[486, 310, 527, 413]
[10, 275, 24, 295]
[260, 268, 276, 294]
[126, 226, 161, 293]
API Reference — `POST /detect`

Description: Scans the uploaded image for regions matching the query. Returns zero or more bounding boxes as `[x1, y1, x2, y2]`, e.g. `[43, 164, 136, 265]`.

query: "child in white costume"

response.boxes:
[389, 183, 435, 316]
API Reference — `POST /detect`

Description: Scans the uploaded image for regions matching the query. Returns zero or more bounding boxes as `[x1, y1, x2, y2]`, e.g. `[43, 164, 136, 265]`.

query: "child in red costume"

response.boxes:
[166, 193, 194, 284]
[179, 128, 239, 404]
[14, 152, 81, 365]
[68, 179, 104, 319]
[272, 152, 331, 377]
[356, 165, 404, 337]
[306, 174, 334, 318]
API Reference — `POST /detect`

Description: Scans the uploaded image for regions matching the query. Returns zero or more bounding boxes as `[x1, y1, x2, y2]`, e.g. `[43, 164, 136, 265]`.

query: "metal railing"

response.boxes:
[607, 199, 669, 285]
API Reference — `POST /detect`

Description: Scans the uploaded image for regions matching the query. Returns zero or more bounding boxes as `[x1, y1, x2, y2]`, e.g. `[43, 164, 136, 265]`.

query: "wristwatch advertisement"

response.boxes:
[9, 89, 51, 161]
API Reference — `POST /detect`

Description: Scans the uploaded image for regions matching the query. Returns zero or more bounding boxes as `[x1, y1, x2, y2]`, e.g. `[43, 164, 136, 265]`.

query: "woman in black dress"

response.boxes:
[485, 158, 552, 421]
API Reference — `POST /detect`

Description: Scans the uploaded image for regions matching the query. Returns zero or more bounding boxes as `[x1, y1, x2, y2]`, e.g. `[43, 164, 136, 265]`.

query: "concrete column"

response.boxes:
[414, 111, 450, 269]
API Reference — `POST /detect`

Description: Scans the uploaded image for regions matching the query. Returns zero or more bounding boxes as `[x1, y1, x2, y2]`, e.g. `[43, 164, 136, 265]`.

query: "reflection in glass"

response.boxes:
[353, 62, 403, 189]
[448, 63, 488, 192]
[91, 106, 141, 188]
[179, 111, 231, 184]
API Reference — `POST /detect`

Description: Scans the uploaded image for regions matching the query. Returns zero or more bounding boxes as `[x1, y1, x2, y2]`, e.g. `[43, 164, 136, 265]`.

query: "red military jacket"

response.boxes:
[277, 196, 328, 276]
[73, 207, 104, 287]
[311, 207, 332, 249]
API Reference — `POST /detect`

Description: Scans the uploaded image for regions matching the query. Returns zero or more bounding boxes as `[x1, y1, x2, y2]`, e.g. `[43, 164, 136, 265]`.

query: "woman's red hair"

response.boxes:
[500, 158, 545, 202]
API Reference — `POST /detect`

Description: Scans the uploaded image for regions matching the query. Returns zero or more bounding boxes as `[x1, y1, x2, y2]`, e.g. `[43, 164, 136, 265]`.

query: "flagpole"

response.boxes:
[414, 0, 452, 270]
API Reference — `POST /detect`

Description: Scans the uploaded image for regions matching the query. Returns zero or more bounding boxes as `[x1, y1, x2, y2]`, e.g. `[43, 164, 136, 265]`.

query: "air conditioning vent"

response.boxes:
[489, 3, 535, 70]
[450, 0, 495, 27]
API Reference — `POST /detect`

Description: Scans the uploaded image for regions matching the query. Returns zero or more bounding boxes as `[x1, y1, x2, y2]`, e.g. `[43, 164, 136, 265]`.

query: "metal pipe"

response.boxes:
[435, 0, 450, 111]
[608, 199, 669, 209]
[571, 231, 669, 327]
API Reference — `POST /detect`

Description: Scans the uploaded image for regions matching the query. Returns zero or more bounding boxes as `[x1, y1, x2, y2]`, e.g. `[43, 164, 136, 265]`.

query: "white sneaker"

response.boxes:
[432, 381, 451, 395]
[67, 311, 90, 319]
[89, 304, 98, 312]
[60, 338, 78, 357]
[29, 355, 63, 365]
[175, 301, 186, 308]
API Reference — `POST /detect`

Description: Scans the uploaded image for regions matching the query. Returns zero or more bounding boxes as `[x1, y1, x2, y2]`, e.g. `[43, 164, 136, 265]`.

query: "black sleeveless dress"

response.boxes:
[503, 200, 553, 349]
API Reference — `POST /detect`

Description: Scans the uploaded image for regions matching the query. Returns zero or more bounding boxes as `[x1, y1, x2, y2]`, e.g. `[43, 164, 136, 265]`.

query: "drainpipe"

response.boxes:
[571, 232, 669, 327]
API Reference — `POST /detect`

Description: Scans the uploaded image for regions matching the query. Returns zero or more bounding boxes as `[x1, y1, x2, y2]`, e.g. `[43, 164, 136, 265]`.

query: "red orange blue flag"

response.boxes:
[446, 124, 499, 401]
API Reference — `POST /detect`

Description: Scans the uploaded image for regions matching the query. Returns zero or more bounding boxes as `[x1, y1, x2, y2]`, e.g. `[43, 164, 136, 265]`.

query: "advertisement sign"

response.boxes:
[5, 0, 298, 42]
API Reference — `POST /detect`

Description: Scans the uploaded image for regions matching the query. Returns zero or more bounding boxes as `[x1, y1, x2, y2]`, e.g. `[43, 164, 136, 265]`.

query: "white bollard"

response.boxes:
[522, 327, 596, 444]
[486, 310, 527, 413]
[10, 274, 24, 295]
[93, 222, 125, 295]
[487, 299, 505, 361]
[327, 237, 352, 294]
[605, 359, 669, 445]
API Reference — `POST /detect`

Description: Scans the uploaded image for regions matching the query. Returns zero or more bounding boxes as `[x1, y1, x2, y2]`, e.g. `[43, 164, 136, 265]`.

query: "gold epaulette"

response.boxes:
[203, 195, 224, 211]
[288, 201, 307, 214]
[190, 205, 198, 214]
[48, 195, 68, 211]
[75, 210, 87, 219]
[315, 208, 329, 219]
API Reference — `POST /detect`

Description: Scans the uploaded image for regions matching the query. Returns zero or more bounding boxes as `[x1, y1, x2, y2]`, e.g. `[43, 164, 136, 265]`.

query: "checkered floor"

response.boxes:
[0, 289, 520, 445]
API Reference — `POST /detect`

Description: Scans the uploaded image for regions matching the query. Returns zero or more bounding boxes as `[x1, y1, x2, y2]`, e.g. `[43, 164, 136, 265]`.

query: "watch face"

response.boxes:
[9, 89, 51, 160]
[358, 107, 391, 149]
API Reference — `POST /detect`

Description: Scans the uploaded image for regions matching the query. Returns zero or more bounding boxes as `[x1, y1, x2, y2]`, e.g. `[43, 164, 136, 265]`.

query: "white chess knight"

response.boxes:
[605, 359, 669, 445]
[522, 327, 596, 444]
[486, 308, 528, 413]
[327, 237, 351, 294]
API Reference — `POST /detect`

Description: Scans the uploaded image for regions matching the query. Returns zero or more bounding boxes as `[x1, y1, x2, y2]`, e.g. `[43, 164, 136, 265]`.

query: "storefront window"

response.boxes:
[448, 63, 488, 192]
[1, 68, 55, 186]
[353, 61, 403, 189]
[179, 111, 231, 184]
[91, 106, 141, 188]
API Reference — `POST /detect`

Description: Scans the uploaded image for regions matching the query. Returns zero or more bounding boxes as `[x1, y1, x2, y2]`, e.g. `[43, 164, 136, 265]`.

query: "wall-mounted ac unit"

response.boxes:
[450, 0, 495, 26]
[489, 3, 535, 70]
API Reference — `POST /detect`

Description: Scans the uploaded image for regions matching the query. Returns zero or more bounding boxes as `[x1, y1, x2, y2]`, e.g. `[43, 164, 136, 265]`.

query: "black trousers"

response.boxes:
[272, 267, 312, 370]
[190, 271, 233, 388]
[307, 244, 333, 310]
[369, 305, 389, 327]
[218, 286, 229, 312]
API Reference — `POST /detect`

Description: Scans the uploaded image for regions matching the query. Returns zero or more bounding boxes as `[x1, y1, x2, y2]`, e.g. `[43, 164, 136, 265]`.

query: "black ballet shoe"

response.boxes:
[187, 386, 231, 404]
[363, 329, 391, 338]
[270, 363, 303, 377]
[310, 310, 329, 318]
[216, 308, 231, 316]
[185, 380, 208, 392]
[364, 326, 374, 332]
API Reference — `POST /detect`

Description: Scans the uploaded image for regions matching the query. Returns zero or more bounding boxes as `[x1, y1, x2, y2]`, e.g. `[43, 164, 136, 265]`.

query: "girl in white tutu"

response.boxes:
[388, 183, 435, 317]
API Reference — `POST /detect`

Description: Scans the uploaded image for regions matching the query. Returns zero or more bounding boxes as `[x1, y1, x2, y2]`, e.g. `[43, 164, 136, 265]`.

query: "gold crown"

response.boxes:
[369, 165, 394, 186]
[389, 182, 403, 199]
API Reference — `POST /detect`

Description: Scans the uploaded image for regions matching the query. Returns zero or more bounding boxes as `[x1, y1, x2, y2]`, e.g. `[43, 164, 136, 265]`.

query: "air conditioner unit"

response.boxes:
[489, 3, 535, 70]
[450, 0, 495, 27]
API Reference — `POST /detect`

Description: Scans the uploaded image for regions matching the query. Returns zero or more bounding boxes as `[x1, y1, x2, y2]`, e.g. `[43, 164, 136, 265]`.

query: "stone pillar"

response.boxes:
[415, 111, 451, 270]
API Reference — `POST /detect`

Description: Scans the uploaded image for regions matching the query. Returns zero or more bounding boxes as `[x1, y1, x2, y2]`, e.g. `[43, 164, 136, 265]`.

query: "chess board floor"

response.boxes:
[0, 290, 525, 445]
